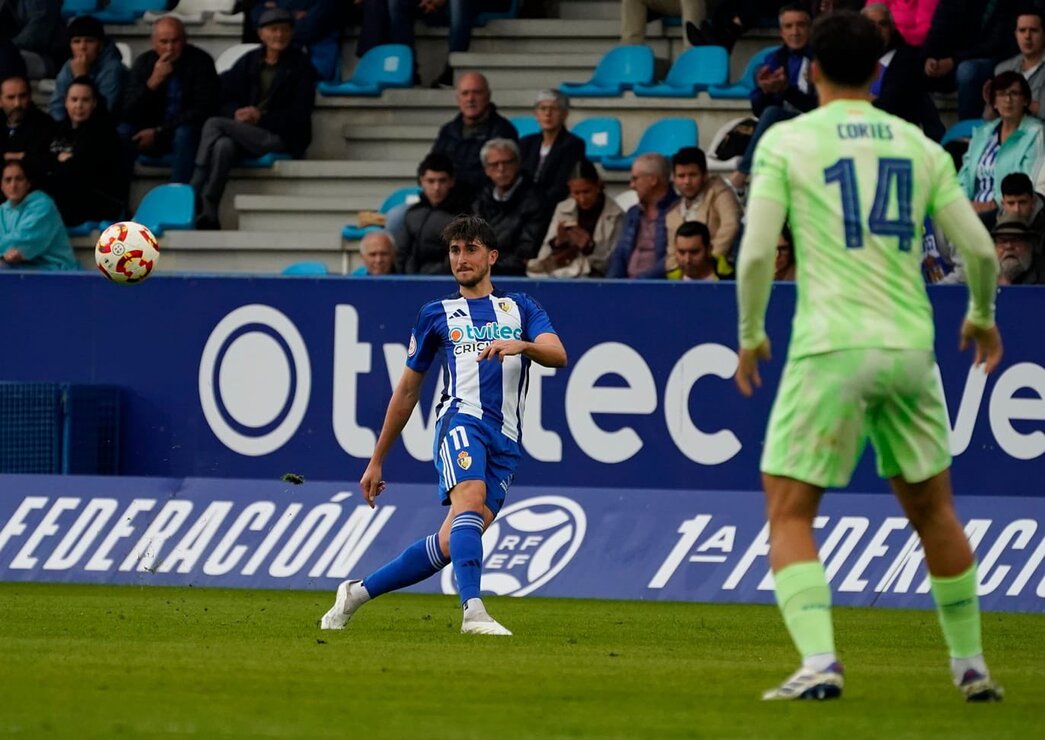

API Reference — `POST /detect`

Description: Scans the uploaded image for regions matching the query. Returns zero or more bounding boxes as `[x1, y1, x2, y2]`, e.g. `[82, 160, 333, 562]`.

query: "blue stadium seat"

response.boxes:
[317, 44, 414, 96]
[509, 115, 540, 138]
[237, 152, 291, 168]
[66, 221, 99, 237]
[941, 119, 984, 146]
[559, 45, 655, 97]
[133, 184, 195, 236]
[571, 117, 622, 163]
[600, 118, 699, 170]
[282, 261, 330, 276]
[93, 0, 167, 23]
[342, 186, 422, 240]
[634, 46, 729, 97]
[61, 0, 100, 18]
[474, 0, 519, 27]
[707, 45, 776, 99]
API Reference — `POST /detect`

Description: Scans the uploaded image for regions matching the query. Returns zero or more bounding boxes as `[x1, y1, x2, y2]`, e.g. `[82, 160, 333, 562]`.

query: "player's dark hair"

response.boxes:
[567, 158, 600, 183]
[989, 70, 1033, 113]
[417, 152, 454, 179]
[810, 11, 883, 88]
[1001, 172, 1035, 197]
[675, 220, 711, 244]
[442, 214, 498, 251]
[672, 146, 707, 173]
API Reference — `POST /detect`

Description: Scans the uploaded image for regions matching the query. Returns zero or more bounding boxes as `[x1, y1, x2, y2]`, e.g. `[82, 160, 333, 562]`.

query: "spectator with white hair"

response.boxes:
[352, 230, 397, 276]
[607, 153, 679, 279]
[472, 138, 545, 276]
[519, 89, 585, 218]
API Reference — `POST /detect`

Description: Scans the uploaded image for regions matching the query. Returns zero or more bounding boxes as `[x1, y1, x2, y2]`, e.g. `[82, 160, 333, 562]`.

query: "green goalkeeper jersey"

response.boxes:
[747, 99, 967, 359]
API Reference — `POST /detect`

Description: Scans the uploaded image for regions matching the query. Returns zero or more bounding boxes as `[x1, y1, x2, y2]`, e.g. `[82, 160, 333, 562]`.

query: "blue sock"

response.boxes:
[449, 511, 485, 604]
[362, 533, 448, 599]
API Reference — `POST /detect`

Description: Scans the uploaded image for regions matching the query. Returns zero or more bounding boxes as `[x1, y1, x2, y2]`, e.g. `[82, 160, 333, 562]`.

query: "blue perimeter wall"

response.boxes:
[0, 274, 1042, 610]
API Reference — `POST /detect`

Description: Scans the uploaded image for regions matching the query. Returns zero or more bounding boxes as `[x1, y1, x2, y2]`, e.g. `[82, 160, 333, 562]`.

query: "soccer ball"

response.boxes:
[95, 221, 160, 284]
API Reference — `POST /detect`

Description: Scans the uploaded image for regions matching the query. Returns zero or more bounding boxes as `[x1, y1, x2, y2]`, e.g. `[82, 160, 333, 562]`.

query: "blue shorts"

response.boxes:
[432, 413, 520, 516]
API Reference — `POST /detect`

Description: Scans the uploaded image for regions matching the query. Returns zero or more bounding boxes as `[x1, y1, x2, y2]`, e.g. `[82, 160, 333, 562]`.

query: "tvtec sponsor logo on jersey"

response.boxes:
[448, 322, 522, 355]
[441, 496, 587, 597]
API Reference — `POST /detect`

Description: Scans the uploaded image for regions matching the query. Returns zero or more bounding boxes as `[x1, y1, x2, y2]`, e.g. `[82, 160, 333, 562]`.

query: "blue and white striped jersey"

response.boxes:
[406, 289, 556, 442]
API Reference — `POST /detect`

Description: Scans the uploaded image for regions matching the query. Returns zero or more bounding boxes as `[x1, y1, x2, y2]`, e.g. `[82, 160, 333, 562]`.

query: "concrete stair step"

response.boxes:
[560, 0, 621, 20]
[449, 51, 602, 89]
[234, 194, 377, 233]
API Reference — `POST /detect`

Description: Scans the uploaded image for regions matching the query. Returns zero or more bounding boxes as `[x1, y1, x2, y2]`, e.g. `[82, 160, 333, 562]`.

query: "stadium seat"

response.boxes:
[559, 45, 655, 97]
[342, 186, 421, 240]
[317, 45, 413, 96]
[705, 116, 753, 171]
[66, 221, 99, 237]
[600, 118, 699, 170]
[143, 0, 235, 24]
[282, 261, 330, 276]
[61, 0, 100, 18]
[214, 43, 259, 75]
[509, 115, 540, 138]
[115, 42, 132, 69]
[571, 117, 622, 163]
[707, 45, 776, 99]
[474, 0, 519, 27]
[633, 46, 729, 97]
[93, 1, 167, 24]
[132, 184, 195, 236]
[237, 152, 291, 168]
[941, 119, 984, 146]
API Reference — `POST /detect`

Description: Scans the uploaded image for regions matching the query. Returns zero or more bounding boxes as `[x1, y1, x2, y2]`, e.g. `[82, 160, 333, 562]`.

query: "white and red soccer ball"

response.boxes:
[95, 221, 160, 284]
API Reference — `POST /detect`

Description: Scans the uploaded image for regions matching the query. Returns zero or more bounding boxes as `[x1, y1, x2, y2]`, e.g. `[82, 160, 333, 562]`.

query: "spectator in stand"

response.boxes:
[249, 0, 342, 80]
[190, 8, 317, 230]
[990, 8, 1045, 120]
[729, 4, 816, 194]
[958, 71, 1044, 221]
[666, 220, 717, 280]
[923, 0, 1017, 120]
[121, 16, 220, 184]
[431, 72, 517, 200]
[527, 159, 624, 278]
[999, 172, 1045, 247]
[869, 0, 939, 48]
[352, 230, 397, 276]
[1, 0, 64, 80]
[471, 138, 545, 276]
[0, 74, 56, 169]
[621, 0, 708, 47]
[0, 159, 76, 270]
[48, 16, 127, 121]
[665, 146, 742, 279]
[399, 152, 470, 274]
[774, 225, 796, 280]
[864, 2, 944, 139]
[519, 89, 585, 223]
[991, 211, 1044, 283]
[43, 76, 127, 226]
[607, 153, 679, 279]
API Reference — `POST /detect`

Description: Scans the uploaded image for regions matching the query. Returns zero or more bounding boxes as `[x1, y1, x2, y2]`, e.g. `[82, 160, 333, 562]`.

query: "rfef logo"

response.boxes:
[441, 495, 587, 597]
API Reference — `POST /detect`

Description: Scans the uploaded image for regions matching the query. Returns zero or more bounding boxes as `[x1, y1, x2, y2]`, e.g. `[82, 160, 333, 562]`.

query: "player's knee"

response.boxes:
[449, 479, 487, 513]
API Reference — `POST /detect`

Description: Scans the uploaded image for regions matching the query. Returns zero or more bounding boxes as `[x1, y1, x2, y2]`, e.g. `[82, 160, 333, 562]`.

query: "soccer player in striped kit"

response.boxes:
[321, 215, 567, 635]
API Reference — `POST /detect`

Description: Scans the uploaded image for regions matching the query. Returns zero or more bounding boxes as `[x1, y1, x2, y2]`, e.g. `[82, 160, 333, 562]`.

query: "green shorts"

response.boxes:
[761, 348, 952, 488]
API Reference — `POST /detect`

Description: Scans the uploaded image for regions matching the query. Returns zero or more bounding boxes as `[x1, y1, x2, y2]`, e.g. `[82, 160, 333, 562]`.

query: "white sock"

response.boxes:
[802, 652, 838, 673]
[463, 597, 488, 619]
[951, 654, 989, 684]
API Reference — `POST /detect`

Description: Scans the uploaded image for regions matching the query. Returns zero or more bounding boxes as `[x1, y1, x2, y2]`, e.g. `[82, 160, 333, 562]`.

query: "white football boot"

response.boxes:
[460, 598, 512, 636]
[319, 579, 369, 630]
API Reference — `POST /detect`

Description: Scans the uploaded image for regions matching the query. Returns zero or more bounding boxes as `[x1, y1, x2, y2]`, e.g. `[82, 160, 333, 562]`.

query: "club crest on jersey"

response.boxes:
[407, 333, 417, 357]
[456, 450, 472, 470]
[498, 300, 513, 313]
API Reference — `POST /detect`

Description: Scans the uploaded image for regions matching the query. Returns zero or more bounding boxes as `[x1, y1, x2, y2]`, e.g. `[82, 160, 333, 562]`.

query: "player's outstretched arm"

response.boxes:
[360, 367, 425, 508]
[477, 332, 567, 368]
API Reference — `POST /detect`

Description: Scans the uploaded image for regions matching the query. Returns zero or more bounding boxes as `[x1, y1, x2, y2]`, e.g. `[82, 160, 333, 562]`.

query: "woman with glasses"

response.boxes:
[958, 71, 1045, 221]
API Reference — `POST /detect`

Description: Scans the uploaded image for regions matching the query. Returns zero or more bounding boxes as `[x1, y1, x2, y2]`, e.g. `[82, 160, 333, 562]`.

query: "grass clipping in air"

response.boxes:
[0, 583, 1040, 738]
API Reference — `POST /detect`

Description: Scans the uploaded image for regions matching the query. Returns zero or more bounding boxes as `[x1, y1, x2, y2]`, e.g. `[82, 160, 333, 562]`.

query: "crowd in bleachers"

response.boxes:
[0, 0, 1041, 283]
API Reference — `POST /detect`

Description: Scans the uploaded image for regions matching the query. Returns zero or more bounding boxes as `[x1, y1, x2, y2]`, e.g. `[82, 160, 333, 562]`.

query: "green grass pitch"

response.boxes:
[1, 583, 1041, 738]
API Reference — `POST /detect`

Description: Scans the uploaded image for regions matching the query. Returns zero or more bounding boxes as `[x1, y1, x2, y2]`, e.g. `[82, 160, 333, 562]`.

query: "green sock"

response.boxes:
[774, 560, 835, 659]
[930, 563, 982, 659]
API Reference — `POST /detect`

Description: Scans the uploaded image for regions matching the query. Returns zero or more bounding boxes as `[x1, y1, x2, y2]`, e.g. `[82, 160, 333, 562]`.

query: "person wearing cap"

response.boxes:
[48, 15, 127, 120]
[991, 212, 1045, 284]
[121, 16, 220, 184]
[518, 89, 585, 224]
[190, 7, 317, 229]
